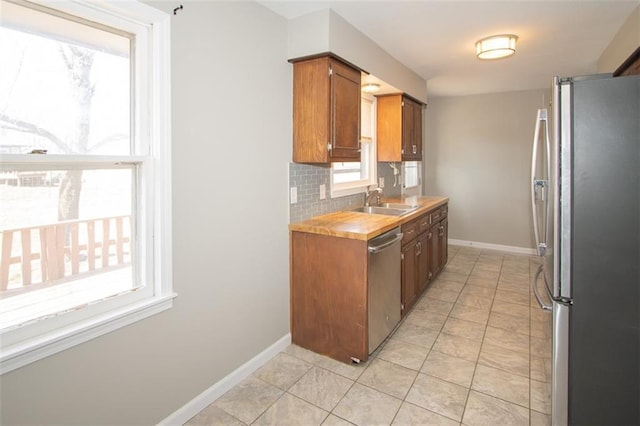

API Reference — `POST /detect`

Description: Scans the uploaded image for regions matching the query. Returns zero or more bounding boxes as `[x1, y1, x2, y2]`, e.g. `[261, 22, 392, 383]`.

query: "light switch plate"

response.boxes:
[379, 177, 385, 188]
[290, 187, 297, 204]
[319, 184, 326, 200]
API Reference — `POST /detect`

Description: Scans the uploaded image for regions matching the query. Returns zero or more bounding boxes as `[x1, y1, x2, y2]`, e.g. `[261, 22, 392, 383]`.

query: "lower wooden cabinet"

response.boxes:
[436, 217, 448, 273]
[290, 231, 368, 363]
[417, 230, 432, 293]
[291, 202, 449, 360]
[400, 203, 448, 317]
[401, 240, 418, 314]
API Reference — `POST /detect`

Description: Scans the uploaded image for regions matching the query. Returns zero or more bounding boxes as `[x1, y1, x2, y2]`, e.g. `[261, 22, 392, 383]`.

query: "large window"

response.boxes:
[330, 93, 377, 197]
[0, 0, 172, 374]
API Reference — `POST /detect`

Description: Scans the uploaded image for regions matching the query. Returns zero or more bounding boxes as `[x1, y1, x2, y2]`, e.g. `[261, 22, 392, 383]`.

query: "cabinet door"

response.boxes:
[330, 59, 361, 161]
[402, 97, 422, 161]
[402, 97, 414, 160]
[429, 222, 440, 279]
[401, 242, 418, 316]
[418, 230, 432, 292]
[438, 218, 448, 270]
[292, 57, 331, 163]
[376, 94, 403, 162]
[413, 100, 423, 159]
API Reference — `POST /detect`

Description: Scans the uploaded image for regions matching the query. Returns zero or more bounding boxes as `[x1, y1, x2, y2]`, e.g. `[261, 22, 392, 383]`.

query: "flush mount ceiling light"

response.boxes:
[362, 83, 381, 93]
[476, 34, 518, 60]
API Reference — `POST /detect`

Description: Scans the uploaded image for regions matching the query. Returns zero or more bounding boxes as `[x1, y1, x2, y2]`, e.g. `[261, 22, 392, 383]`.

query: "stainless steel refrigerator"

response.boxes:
[531, 74, 639, 425]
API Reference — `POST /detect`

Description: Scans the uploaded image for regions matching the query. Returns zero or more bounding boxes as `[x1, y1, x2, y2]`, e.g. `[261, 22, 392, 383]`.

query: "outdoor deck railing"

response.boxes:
[0, 215, 131, 292]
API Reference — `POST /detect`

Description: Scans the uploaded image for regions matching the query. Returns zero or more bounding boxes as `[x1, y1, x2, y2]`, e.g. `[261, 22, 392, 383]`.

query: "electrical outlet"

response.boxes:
[319, 184, 326, 200]
[290, 187, 297, 204]
[379, 177, 385, 188]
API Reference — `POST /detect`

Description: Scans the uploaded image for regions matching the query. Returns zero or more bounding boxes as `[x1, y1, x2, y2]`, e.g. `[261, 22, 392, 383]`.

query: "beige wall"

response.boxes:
[0, 2, 292, 424]
[424, 89, 550, 250]
[287, 9, 427, 102]
[598, 4, 640, 73]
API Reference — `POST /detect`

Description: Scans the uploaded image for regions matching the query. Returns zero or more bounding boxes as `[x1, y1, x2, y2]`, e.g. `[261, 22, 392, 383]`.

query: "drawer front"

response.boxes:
[439, 205, 448, 219]
[430, 208, 442, 224]
[417, 213, 431, 234]
[402, 220, 418, 243]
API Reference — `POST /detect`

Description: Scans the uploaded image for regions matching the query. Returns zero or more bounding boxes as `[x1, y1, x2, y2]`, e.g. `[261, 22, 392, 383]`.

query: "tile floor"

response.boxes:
[187, 245, 552, 426]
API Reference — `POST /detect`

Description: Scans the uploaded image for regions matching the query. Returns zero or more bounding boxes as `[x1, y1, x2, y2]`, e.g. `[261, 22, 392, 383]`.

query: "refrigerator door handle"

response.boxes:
[531, 108, 549, 256]
[532, 264, 552, 311]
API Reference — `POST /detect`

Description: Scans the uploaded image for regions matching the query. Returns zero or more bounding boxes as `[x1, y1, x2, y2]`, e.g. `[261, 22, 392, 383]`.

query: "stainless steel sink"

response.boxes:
[379, 202, 419, 210]
[351, 205, 417, 216]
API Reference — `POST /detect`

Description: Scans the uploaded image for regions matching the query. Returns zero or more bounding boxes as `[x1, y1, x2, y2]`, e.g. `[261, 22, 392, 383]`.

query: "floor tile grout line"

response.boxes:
[396, 247, 468, 424]
[458, 250, 492, 425]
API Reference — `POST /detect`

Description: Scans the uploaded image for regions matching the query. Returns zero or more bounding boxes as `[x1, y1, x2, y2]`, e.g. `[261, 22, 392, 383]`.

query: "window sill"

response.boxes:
[331, 180, 374, 198]
[0, 293, 177, 375]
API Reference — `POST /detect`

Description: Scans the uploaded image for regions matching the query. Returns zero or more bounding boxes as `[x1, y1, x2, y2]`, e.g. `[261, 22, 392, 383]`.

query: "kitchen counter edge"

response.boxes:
[288, 196, 449, 241]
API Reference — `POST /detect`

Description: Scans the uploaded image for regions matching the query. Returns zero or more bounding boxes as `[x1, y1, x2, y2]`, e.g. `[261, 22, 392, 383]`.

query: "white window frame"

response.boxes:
[0, 0, 173, 374]
[330, 93, 377, 198]
[402, 160, 422, 197]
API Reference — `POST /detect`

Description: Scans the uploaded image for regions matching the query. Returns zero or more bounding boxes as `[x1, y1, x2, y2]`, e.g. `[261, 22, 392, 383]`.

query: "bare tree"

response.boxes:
[56, 45, 95, 223]
[1, 44, 95, 223]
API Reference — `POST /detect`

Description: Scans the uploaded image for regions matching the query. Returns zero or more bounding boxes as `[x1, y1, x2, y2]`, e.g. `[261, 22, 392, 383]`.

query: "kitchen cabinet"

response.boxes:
[291, 55, 362, 163]
[401, 237, 418, 314]
[289, 197, 449, 362]
[613, 46, 640, 77]
[400, 216, 432, 315]
[435, 217, 448, 274]
[416, 213, 434, 292]
[429, 205, 448, 277]
[417, 230, 433, 293]
[400, 202, 449, 317]
[290, 231, 368, 363]
[376, 94, 423, 162]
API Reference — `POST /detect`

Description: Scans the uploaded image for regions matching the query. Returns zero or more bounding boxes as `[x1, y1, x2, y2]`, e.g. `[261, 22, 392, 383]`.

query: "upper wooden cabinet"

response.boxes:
[377, 94, 423, 162]
[292, 55, 361, 163]
[613, 46, 640, 77]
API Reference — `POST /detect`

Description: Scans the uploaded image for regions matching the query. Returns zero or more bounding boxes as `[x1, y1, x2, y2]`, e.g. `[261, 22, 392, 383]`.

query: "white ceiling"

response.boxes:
[260, 0, 639, 97]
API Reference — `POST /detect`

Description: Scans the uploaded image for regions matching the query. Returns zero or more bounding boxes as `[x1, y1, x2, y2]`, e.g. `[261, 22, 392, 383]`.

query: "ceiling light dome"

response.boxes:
[362, 83, 380, 93]
[476, 34, 518, 60]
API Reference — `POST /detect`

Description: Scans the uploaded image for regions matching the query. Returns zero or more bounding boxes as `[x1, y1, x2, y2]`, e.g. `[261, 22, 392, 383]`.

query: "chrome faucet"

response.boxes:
[364, 187, 383, 207]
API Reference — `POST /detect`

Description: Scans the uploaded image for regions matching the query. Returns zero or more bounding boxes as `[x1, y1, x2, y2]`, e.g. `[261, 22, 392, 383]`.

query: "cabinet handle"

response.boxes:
[439, 225, 445, 236]
[412, 145, 417, 154]
[416, 242, 421, 255]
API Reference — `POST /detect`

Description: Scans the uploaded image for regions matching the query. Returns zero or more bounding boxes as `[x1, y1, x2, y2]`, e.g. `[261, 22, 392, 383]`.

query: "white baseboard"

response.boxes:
[448, 239, 536, 256]
[159, 333, 292, 426]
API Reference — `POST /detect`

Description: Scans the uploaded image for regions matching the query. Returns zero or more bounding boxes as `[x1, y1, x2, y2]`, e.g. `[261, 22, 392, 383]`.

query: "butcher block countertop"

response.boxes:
[289, 196, 449, 240]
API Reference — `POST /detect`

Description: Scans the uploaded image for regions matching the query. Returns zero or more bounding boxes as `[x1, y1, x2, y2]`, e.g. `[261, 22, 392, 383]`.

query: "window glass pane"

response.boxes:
[332, 162, 360, 171]
[333, 171, 362, 184]
[0, 1, 131, 155]
[0, 167, 136, 330]
[404, 161, 419, 188]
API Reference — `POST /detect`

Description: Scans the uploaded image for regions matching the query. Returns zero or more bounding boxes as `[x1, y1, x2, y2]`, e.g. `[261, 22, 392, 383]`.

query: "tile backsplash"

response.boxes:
[377, 162, 403, 198]
[288, 162, 407, 223]
[288, 163, 363, 223]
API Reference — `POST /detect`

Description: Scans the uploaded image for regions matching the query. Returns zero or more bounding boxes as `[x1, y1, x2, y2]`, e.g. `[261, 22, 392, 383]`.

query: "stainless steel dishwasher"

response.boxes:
[368, 227, 403, 354]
